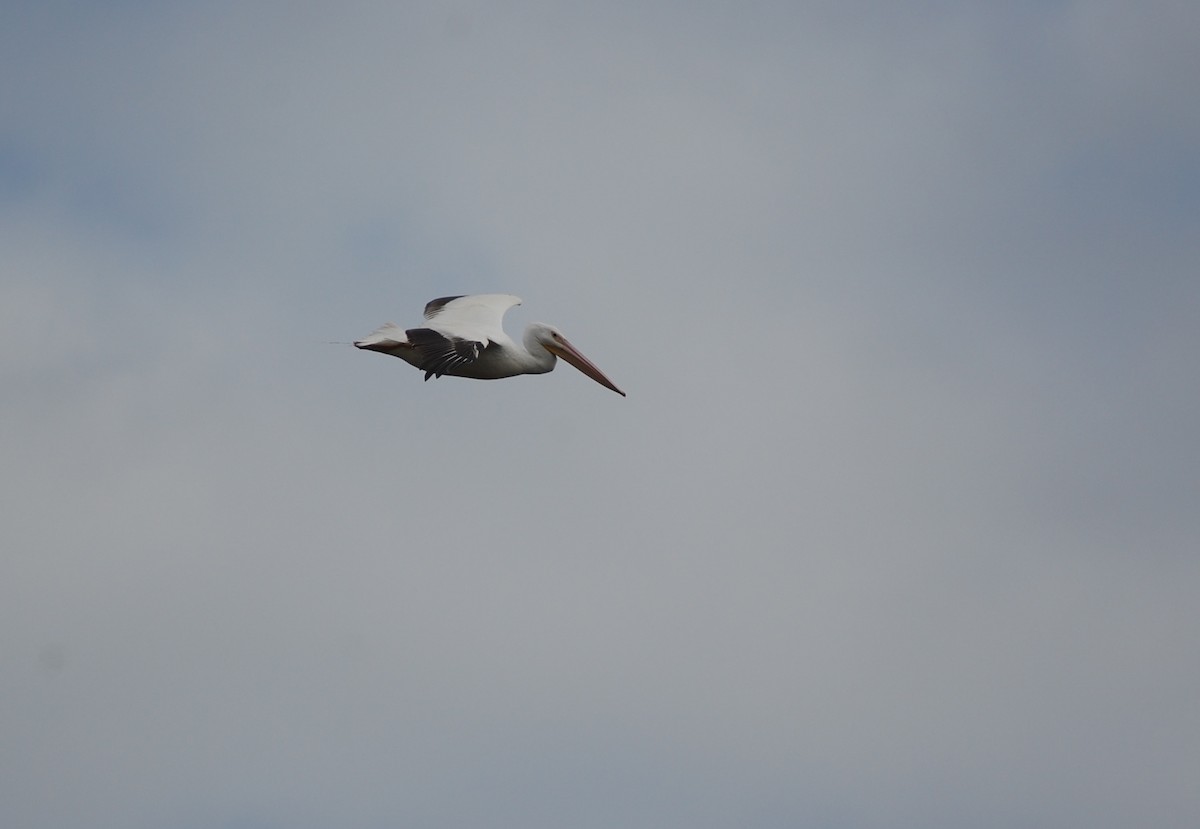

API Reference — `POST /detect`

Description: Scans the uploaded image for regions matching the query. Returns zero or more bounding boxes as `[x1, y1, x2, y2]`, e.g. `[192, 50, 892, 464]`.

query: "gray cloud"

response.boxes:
[3, 2, 1198, 827]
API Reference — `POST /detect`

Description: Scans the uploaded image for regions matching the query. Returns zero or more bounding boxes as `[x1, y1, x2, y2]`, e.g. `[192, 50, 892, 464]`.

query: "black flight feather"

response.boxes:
[423, 296, 465, 320]
[405, 327, 483, 379]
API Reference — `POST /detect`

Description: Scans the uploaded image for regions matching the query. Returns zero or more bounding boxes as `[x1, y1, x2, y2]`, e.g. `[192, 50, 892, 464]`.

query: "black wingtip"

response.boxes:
[424, 296, 466, 319]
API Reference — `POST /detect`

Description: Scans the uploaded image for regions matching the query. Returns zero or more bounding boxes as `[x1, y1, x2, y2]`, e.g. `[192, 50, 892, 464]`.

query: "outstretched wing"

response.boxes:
[357, 294, 523, 380]
[401, 295, 520, 380]
[422, 294, 522, 341]
[404, 328, 485, 380]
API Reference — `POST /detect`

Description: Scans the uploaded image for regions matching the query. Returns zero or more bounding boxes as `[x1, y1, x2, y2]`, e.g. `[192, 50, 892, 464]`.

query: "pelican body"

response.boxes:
[355, 294, 625, 396]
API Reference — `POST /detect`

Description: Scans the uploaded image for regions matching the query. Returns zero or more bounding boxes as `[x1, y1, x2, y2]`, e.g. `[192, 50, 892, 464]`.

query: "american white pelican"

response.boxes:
[355, 294, 626, 396]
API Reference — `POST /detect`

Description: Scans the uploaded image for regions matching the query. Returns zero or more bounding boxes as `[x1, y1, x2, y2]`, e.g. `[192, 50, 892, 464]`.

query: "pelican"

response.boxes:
[355, 294, 626, 396]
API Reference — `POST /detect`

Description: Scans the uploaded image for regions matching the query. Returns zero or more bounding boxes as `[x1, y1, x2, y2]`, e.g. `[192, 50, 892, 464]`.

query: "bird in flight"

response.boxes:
[355, 294, 626, 396]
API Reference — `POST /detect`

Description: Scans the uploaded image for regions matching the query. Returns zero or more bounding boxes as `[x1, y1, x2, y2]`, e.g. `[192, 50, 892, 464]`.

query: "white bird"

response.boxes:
[355, 294, 626, 396]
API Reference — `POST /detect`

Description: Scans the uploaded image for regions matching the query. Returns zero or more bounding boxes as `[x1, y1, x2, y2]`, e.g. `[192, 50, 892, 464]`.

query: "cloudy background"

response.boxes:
[3, 2, 1198, 827]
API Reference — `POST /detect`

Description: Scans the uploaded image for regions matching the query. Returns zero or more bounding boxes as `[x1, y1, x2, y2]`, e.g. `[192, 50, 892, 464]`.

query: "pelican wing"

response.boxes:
[356, 294, 526, 382]
[422, 294, 522, 342]
[404, 328, 486, 380]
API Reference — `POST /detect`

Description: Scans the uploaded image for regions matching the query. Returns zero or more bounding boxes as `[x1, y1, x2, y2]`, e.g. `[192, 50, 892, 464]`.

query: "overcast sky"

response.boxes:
[3, 2, 1199, 827]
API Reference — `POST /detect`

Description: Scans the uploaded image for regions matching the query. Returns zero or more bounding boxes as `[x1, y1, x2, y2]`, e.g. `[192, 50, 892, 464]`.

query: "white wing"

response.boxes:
[356, 294, 525, 381]
[422, 294, 522, 343]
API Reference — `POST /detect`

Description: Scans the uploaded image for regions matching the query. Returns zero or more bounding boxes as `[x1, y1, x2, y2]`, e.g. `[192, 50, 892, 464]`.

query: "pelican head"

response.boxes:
[526, 323, 626, 396]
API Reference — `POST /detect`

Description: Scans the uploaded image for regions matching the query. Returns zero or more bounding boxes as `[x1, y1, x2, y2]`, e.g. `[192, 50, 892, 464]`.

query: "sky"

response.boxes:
[2, 1, 1199, 827]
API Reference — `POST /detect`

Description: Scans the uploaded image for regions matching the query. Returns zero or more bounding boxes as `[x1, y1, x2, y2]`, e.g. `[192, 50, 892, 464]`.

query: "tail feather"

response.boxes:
[354, 322, 411, 356]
